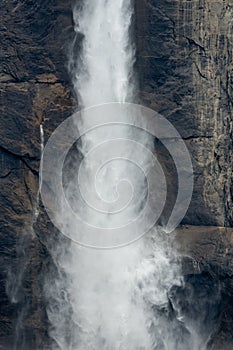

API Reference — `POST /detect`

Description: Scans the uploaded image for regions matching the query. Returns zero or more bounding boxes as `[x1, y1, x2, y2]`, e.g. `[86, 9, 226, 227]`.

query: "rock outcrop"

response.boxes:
[0, 0, 232, 348]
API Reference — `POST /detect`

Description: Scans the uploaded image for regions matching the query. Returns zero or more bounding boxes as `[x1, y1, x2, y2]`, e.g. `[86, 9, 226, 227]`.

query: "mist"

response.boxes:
[44, 1, 207, 349]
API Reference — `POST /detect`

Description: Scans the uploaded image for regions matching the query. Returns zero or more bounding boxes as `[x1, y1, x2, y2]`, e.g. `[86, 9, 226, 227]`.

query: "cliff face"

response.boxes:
[136, 0, 233, 350]
[0, 1, 74, 348]
[0, 0, 232, 349]
[135, 1, 233, 347]
[135, 0, 233, 227]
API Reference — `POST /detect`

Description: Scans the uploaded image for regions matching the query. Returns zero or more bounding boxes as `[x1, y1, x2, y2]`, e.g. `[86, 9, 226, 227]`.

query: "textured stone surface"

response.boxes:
[176, 226, 233, 349]
[135, 0, 233, 227]
[0, 0, 232, 349]
[134, 3, 233, 345]
[0, 0, 75, 348]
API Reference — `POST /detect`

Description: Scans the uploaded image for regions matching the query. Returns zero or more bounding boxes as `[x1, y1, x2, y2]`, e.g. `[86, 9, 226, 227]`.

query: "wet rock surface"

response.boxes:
[135, 0, 233, 227]
[176, 226, 233, 349]
[135, 1, 233, 346]
[0, 0, 75, 348]
[0, 0, 232, 348]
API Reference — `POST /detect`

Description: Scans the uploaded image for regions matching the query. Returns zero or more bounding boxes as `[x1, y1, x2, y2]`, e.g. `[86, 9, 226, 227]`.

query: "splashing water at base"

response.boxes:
[47, 231, 184, 350]
[44, 1, 205, 349]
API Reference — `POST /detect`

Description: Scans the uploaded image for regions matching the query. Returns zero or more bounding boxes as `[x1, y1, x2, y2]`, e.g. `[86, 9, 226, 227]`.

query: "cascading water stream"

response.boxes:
[70, 0, 135, 105]
[34, 124, 44, 221]
[44, 1, 206, 349]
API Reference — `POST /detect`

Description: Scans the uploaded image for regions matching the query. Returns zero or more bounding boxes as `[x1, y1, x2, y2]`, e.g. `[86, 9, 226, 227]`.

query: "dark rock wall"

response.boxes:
[135, 0, 233, 227]
[0, 1, 75, 348]
[0, 0, 232, 349]
[135, 1, 233, 348]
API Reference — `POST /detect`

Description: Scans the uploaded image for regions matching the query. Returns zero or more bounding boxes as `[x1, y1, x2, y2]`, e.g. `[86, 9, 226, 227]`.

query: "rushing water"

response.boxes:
[70, 0, 135, 105]
[45, 1, 206, 349]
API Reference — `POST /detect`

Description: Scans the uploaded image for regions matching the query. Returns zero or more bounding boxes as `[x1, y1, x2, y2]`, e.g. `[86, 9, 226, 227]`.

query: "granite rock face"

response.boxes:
[0, 0, 74, 348]
[135, 1, 233, 347]
[0, 0, 232, 349]
[135, 0, 233, 227]
[176, 226, 233, 349]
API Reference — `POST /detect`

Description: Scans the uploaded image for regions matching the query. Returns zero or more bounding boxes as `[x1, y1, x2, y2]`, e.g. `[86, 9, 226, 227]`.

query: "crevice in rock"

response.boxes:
[185, 36, 206, 53]
[152, 135, 213, 142]
[0, 145, 39, 176]
[0, 168, 21, 179]
[194, 62, 208, 80]
[21, 159, 39, 176]
[144, 0, 177, 41]
[0, 79, 67, 86]
[183, 135, 213, 140]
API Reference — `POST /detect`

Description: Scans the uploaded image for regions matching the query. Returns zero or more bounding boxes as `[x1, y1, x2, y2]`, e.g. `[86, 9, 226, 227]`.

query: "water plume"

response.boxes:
[43, 1, 203, 349]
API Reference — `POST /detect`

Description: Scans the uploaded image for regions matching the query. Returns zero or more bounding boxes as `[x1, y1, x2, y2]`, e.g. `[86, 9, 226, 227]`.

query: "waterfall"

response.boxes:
[70, 0, 136, 105]
[44, 1, 204, 349]
[34, 123, 44, 221]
